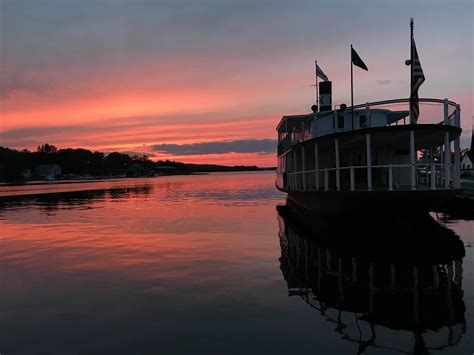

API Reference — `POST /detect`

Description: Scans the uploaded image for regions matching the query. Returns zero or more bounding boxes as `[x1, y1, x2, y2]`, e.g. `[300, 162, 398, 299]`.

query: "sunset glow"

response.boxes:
[1, 0, 472, 166]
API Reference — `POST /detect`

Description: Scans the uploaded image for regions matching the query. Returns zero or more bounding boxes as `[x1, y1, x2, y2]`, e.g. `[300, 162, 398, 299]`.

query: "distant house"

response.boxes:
[35, 164, 61, 180]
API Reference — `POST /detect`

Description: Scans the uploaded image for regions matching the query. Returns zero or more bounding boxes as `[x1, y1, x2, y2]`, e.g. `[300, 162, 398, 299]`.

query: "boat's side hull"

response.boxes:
[280, 188, 461, 215]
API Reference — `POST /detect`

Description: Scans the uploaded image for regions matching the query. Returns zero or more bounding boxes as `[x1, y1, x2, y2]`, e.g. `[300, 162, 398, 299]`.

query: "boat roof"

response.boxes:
[276, 108, 409, 131]
[276, 113, 314, 132]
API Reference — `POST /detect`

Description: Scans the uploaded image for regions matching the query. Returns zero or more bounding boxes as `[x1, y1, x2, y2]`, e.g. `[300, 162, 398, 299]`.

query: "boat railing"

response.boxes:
[286, 162, 451, 192]
[349, 97, 459, 126]
[278, 97, 461, 192]
[286, 98, 461, 147]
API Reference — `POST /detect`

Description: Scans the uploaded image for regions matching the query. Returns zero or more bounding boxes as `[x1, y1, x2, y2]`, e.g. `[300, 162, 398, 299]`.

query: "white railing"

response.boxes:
[286, 163, 450, 192]
[279, 97, 461, 192]
[283, 98, 460, 148]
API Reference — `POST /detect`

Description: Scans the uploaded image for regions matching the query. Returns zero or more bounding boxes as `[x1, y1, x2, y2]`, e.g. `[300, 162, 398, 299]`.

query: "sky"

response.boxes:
[0, 0, 472, 166]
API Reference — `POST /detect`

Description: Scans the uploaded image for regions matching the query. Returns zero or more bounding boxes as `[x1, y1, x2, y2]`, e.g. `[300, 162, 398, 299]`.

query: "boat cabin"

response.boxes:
[276, 98, 462, 194]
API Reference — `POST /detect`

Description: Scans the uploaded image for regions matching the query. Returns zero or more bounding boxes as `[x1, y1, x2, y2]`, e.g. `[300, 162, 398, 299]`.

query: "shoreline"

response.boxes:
[0, 171, 275, 198]
[0, 169, 276, 187]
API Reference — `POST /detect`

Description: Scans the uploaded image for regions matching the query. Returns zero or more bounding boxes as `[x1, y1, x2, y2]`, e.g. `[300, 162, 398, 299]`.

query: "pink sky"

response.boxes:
[1, 1, 472, 166]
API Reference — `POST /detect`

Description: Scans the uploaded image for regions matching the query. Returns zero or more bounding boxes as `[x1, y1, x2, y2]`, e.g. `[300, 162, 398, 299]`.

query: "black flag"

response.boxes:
[351, 47, 368, 71]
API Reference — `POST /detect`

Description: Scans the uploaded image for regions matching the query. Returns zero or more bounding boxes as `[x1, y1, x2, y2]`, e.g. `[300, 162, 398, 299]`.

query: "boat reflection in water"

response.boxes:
[277, 205, 466, 354]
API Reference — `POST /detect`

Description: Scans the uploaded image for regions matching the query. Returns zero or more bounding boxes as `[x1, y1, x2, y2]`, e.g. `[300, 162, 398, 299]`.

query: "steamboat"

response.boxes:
[275, 20, 462, 214]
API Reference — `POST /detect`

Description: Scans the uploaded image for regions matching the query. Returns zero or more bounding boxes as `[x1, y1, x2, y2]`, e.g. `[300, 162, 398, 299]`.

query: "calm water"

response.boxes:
[0, 171, 472, 354]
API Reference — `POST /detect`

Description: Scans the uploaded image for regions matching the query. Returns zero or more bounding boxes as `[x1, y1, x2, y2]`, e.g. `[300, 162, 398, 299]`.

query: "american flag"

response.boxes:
[410, 39, 425, 122]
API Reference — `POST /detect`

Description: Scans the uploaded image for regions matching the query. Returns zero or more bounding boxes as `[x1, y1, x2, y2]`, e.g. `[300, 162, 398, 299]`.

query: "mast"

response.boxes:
[409, 18, 414, 123]
[471, 116, 474, 153]
[351, 44, 354, 124]
[315, 60, 319, 110]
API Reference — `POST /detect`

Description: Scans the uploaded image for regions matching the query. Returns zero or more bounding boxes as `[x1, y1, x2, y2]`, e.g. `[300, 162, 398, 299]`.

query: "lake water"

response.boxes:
[0, 171, 472, 354]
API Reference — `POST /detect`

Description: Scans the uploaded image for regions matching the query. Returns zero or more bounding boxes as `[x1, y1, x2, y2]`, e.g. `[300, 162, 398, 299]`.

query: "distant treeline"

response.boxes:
[183, 163, 273, 173]
[0, 144, 271, 180]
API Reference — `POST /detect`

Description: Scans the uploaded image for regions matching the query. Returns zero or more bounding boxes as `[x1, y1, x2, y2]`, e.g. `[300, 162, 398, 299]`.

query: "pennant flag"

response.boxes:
[316, 64, 329, 81]
[410, 39, 425, 121]
[351, 47, 368, 71]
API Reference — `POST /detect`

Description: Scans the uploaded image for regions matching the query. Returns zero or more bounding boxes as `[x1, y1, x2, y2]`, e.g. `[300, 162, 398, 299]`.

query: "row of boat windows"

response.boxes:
[335, 114, 367, 129]
[278, 115, 368, 142]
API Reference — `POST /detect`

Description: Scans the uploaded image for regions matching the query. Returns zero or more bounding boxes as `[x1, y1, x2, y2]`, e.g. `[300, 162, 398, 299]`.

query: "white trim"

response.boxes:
[443, 98, 449, 125]
[388, 166, 393, 191]
[314, 143, 319, 190]
[410, 130, 416, 190]
[324, 170, 329, 191]
[350, 167, 355, 191]
[302, 145, 306, 190]
[335, 138, 340, 191]
[444, 131, 450, 188]
[366, 133, 372, 191]
[430, 148, 436, 190]
[365, 102, 371, 127]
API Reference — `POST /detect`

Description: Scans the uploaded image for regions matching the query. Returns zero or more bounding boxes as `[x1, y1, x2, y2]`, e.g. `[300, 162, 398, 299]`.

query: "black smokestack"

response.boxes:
[319, 81, 332, 112]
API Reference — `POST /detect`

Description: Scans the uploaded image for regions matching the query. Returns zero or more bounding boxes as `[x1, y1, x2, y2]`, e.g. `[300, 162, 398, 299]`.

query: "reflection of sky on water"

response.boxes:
[0, 172, 472, 354]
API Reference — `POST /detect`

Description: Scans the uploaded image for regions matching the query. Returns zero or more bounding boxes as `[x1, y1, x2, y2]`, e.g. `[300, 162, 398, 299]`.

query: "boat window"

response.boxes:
[338, 115, 344, 129]
[360, 115, 366, 128]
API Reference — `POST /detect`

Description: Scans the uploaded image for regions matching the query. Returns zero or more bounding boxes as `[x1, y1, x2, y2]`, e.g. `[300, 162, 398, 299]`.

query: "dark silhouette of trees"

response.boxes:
[105, 152, 132, 170]
[37, 143, 58, 153]
[0, 144, 268, 180]
[0, 147, 33, 178]
[0, 145, 156, 179]
[55, 148, 105, 174]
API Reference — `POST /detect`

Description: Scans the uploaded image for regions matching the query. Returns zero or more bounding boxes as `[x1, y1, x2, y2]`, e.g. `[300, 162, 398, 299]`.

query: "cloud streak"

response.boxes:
[152, 139, 277, 156]
[0, 111, 277, 148]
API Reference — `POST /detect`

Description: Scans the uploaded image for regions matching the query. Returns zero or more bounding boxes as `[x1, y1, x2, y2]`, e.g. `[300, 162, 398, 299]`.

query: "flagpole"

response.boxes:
[351, 44, 354, 125]
[410, 18, 414, 123]
[315, 60, 319, 111]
